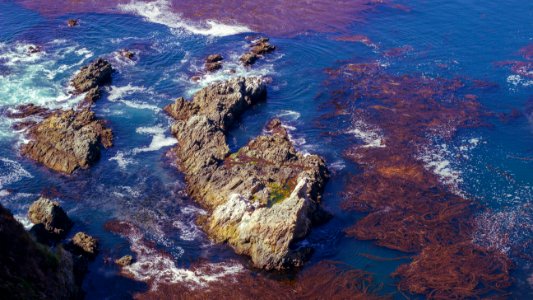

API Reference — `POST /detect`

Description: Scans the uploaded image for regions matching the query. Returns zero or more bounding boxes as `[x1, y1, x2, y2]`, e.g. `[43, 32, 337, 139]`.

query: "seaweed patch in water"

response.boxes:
[323, 62, 513, 298]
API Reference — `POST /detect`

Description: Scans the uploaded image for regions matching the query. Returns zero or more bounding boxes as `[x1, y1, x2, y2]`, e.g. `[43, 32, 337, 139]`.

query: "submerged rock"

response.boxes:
[119, 49, 135, 60]
[67, 19, 78, 27]
[0, 204, 78, 299]
[166, 77, 329, 270]
[28, 197, 73, 241]
[67, 232, 98, 258]
[20, 108, 113, 174]
[240, 37, 276, 66]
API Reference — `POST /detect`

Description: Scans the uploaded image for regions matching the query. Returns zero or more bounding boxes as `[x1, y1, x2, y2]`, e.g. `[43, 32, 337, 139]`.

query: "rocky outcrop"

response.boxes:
[20, 108, 113, 174]
[72, 58, 113, 105]
[67, 232, 98, 258]
[115, 255, 133, 267]
[240, 37, 276, 66]
[205, 54, 223, 72]
[10, 59, 114, 174]
[28, 197, 73, 242]
[165, 77, 329, 270]
[0, 204, 78, 299]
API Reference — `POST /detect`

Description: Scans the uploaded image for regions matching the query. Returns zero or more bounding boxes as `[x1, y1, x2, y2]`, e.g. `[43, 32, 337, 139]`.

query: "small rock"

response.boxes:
[240, 37, 276, 66]
[115, 255, 133, 267]
[68, 232, 98, 258]
[67, 19, 78, 27]
[119, 49, 135, 60]
[28, 45, 42, 54]
[206, 54, 223, 63]
[28, 197, 73, 240]
[205, 54, 223, 72]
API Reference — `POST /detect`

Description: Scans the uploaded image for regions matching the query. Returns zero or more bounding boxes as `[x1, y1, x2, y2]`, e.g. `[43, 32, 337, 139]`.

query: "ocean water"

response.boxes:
[0, 0, 532, 298]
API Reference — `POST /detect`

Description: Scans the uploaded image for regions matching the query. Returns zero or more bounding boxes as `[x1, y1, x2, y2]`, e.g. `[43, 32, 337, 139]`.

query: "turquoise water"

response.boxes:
[0, 0, 531, 298]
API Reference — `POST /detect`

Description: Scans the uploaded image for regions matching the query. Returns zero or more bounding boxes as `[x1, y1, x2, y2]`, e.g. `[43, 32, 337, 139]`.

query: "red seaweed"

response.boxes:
[15, 0, 404, 36]
[323, 63, 512, 298]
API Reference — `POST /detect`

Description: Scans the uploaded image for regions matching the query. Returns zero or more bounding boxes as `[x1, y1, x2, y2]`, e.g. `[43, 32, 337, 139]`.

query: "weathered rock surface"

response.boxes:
[205, 54, 223, 72]
[1, 204, 78, 299]
[72, 58, 112, 105]
[240, 37, 276, 66]
[10, 60, 113, 174]
[166, 77, 329, 270]
[28, 197, 73, 241]
[67, 232, 98, 258]
[20, 108, 113, 174]
[115, 255, 133, 267]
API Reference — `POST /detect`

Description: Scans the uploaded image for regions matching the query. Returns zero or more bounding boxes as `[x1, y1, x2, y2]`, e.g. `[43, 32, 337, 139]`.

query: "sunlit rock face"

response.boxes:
[165, 77, 329, 270]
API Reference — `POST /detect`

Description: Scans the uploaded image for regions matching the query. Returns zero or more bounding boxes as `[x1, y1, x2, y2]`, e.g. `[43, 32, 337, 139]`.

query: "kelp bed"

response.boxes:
[324, 62, 513, 298]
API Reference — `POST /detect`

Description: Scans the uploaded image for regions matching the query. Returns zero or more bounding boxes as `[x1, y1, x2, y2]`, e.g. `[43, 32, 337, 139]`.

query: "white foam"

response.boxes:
[133, 126, 177, 153]
[347, 120, 386, 148]
[109, 151, 136, 169]
[119, 0, 251, 37]
[14, 215, 33, 230]
[108, 84, 147, 101]
[121, 224, 243, 290]
[107, 85, 161, 111]
[0, 158, 33, 189]
[418, 143, 463, 192]
[277, 110, 301, 121]
[507, 74, 533, 87]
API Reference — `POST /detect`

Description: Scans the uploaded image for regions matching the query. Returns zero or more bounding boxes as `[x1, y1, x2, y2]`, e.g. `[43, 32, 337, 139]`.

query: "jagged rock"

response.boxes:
[20, 109, 113, 174]
[115, 255, 133, 267]
[28, 197, 73, 241]
[67, 232, 98, 258]
[166, 77, 329, 270]
[240, 37, 276, 66]
[72, 58, 112, 105]
[12, 60, 113, 174]
[5, 103, 50, 119]
[0, 204, 78, 299]
[205, 54, 223, 72]
[67, 19, 78, 27]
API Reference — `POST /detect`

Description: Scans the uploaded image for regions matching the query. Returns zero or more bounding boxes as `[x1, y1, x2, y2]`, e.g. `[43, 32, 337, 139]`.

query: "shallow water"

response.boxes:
[1, 0, 532, 298]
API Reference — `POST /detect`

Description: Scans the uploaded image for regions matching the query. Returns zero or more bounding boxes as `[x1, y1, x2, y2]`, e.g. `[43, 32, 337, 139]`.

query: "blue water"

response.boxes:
[0, 0, 532, 298]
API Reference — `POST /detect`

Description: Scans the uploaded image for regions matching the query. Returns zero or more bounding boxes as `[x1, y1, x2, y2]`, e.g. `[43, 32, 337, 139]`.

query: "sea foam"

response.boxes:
[118, 0, 251, 37]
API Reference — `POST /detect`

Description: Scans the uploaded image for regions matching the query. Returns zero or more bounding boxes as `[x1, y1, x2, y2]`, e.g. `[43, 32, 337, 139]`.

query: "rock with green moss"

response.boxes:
[165, 77, 329, 270]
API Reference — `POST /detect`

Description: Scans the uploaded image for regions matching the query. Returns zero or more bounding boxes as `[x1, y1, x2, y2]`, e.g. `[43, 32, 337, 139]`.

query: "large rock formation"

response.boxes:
[0, 204, 78, 299]
[20, 109, 113, 174]
[165, 77, 329, 270]
[12, 59, 114, 174]
[28, 197, 73, 242]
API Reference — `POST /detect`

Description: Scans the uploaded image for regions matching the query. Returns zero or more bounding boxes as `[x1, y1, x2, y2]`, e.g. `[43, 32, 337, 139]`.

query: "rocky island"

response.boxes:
[165, 77, 329, 270]
[9, 59, 114, 174]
